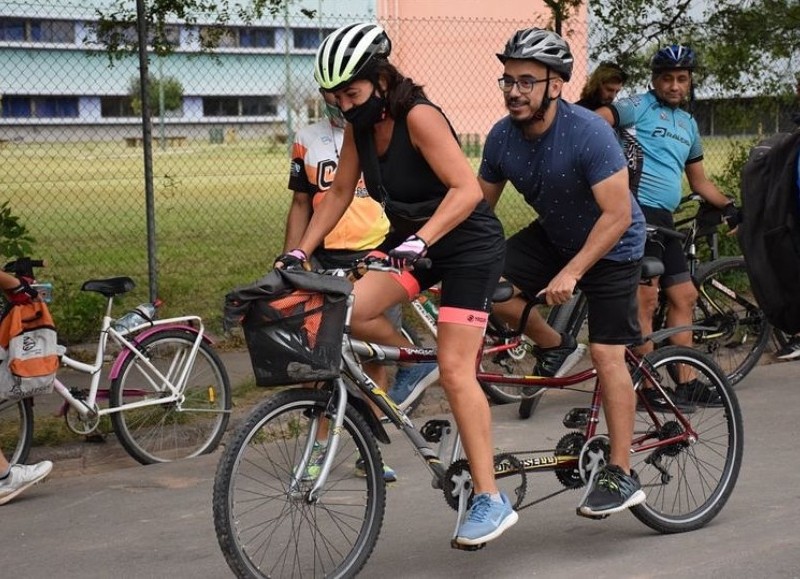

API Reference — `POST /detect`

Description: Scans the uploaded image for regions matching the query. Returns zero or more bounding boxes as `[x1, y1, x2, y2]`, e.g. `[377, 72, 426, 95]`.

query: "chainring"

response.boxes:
[64, 402, 101, 435]
[442, 453, 528, 511]
[554, 432, 586, 488]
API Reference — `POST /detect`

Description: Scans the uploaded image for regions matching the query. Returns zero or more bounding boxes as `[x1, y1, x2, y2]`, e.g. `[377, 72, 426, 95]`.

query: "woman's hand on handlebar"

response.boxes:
[274, 248, 310, 271]
[387, 234, 429, 270]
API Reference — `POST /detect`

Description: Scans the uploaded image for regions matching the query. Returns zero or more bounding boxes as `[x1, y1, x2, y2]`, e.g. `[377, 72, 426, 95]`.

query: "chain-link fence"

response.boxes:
[0, 4, 790, 342]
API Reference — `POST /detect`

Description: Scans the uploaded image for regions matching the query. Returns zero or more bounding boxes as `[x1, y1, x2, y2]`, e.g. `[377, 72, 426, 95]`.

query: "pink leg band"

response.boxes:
[438, 306, 489, 328]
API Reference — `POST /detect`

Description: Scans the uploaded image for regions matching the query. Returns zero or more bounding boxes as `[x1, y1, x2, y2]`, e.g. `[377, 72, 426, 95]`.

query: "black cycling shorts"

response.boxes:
[504, 221, 642, 346]
[641, 206, 691, 288]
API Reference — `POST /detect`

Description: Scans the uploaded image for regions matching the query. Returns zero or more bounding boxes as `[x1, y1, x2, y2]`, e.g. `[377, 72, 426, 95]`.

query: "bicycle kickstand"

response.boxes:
[449, 478, 486, 551]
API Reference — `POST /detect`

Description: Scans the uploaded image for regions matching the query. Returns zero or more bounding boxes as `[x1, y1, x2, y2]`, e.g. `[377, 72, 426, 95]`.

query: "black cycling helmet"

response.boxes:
[651, 45, 696, 73]
[314, 23, 392, 91]
[496, 27, 574, 81]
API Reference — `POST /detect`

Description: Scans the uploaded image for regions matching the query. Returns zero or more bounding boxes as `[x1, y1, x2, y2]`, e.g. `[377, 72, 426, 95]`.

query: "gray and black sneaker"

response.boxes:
[532, 333, 585, 378]
[675, 379, 723, 407]
[579, 464, 646, 517]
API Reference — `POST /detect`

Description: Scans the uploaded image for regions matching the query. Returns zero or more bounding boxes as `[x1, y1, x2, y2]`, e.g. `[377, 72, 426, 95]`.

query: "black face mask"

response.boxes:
[343, 94, 387, 128]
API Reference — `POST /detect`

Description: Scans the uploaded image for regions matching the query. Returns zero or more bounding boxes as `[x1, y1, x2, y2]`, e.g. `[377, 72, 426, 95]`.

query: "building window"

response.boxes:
[199, 26, 275, 49]
[240, 27, 274, 48]
[97, 23, 179, 48]
[203, 96, 277, 117]
[293, 28, 335, 50]
[101, 96, 136, 118]
[2, 96, 79, 118]
[0, 18, 75, 43]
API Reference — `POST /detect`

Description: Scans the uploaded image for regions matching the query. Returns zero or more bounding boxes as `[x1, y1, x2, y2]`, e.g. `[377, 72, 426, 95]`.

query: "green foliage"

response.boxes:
[48, 282, 106, 345]
[130, 74, 184, 114]
[0, 201, 36, 259]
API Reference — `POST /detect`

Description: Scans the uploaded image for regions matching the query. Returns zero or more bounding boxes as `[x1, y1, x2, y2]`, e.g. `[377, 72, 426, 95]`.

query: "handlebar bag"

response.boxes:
[225, 269, 352, 387]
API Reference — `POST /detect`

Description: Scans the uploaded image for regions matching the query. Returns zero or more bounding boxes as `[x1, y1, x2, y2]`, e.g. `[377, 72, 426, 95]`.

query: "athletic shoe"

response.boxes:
[776, 336, 800, 360]
[579, 464, 645, 517]
[637, 387, 695, 413]
[0, 461, 53, 506]
[301, 441, 327, 482]
[674, 379, 723, 407]
[354, 457, 397, 482]
[388, 362, 437, 405]
[455, 492, 519, 546]
[533, 333, 586, 378]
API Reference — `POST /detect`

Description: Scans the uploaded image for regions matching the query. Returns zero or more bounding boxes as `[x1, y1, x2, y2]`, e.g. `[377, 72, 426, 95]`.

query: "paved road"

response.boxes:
[3, 358, 800, 578]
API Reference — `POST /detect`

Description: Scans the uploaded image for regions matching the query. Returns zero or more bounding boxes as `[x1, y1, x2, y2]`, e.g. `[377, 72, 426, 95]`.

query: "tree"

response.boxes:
[92, 0, 297, 59]
[130, 75, 184, 115]
[589, 0, 800, 98]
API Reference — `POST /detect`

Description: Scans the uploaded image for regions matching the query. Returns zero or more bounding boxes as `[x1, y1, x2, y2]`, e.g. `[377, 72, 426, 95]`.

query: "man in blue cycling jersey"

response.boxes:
[595, 45, 741, 406]
[479, 28, 647, 517]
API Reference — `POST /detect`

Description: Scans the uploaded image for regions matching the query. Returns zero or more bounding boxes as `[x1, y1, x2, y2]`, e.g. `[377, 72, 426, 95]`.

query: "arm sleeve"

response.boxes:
[287, 141, 311, 193]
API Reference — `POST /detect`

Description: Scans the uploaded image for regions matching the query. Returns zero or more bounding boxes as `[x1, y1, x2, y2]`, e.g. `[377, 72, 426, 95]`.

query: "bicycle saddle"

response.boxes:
[81, 277, 136, 297]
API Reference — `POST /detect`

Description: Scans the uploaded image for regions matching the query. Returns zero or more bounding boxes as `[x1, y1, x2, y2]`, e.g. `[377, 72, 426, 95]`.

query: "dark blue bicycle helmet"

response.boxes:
[651, 45, 696, 72]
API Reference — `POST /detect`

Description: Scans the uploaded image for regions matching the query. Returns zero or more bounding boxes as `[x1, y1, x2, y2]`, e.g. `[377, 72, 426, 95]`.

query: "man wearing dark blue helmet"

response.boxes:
[595, 45, 740, 407]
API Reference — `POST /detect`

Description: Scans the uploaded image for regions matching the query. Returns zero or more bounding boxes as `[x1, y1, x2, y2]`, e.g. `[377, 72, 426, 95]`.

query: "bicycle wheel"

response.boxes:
[693, 256, 770, 385]
[213, 388, 386, 579]
[110, 330, 231, 464]
[0, 397, 33, 465]
[629, 346, 743, 533]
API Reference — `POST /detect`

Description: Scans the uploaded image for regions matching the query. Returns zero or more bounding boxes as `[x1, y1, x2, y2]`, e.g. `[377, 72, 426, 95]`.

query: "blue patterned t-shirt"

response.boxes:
[480, 99, 644, 262]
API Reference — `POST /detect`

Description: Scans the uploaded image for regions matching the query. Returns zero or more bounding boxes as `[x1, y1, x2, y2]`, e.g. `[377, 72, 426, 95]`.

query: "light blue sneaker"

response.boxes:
[456, 492, 519, 546]
[388, 363, 437, 404]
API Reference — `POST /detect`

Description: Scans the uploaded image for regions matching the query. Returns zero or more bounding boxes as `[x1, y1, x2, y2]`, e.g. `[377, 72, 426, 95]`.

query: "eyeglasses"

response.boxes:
[497, 76, 549, 94]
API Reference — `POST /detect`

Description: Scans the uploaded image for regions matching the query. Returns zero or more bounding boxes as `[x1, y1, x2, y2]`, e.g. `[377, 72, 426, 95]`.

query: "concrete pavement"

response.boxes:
[3, 352, 800, 578]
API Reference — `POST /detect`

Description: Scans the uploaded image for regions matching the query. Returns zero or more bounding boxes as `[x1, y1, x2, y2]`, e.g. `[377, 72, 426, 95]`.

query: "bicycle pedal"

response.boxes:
[421, 419, 451, 443]
[450, 539, 486, 551]
[563, 408, 591, 428]
[575, 507, 609, 520]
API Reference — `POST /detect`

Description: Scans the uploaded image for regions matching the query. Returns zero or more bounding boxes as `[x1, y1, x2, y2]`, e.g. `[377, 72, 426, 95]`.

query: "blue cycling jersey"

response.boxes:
[613, 91, 703, 212]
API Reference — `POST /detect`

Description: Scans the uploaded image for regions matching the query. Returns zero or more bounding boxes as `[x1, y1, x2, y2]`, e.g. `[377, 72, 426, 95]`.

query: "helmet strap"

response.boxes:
[532, 69, 554, 121]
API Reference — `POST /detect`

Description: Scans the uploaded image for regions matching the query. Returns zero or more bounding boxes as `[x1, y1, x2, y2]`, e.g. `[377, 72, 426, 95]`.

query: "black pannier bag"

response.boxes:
[225, 269, 353, 387]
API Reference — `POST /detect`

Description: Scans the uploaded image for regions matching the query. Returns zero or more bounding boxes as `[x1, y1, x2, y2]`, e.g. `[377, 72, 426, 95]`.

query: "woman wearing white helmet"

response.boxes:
[277, 22, 517, 547]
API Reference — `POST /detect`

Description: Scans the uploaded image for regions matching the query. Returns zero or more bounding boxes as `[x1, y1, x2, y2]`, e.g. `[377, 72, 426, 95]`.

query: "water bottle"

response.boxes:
[113, 302, 158, 335]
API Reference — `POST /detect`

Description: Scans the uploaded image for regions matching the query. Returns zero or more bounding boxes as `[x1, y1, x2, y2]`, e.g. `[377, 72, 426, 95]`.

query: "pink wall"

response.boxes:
[375, 1, 588, 137]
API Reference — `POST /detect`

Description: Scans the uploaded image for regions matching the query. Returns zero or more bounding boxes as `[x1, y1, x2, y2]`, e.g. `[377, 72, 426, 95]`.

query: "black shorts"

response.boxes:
[379, 212, 506, 313]
[504, 221, 642, 346]
[641, 206, 691, 288]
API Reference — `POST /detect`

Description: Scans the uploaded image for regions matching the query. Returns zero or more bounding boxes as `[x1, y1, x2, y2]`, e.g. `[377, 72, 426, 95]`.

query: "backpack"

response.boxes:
[0, 300, 59, 400]
[738, 129, 800, 334]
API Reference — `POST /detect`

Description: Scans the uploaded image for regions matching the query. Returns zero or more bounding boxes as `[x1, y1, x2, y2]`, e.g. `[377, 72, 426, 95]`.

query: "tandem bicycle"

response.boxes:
[212, 258, 743, 578]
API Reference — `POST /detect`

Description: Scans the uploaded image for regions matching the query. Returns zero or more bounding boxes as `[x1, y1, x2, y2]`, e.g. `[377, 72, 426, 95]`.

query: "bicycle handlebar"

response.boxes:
[3, 257, 45, 278]
[646, 224, 687, 241]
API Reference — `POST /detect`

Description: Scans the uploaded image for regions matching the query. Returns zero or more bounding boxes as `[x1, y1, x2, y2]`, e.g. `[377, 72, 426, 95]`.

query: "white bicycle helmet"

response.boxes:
[314, 23, 392, 91]
[496, 28, 574, 81]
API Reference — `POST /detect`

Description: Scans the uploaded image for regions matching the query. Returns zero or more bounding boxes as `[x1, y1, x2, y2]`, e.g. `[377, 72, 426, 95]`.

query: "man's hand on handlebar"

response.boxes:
[722, 202, 742, 232]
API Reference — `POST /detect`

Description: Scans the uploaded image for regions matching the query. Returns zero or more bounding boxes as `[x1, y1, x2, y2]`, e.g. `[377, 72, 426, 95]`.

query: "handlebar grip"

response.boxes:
[645, 224, 686, 241]
[414, 257, 433, 270]
[3, 257, 45, 276]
